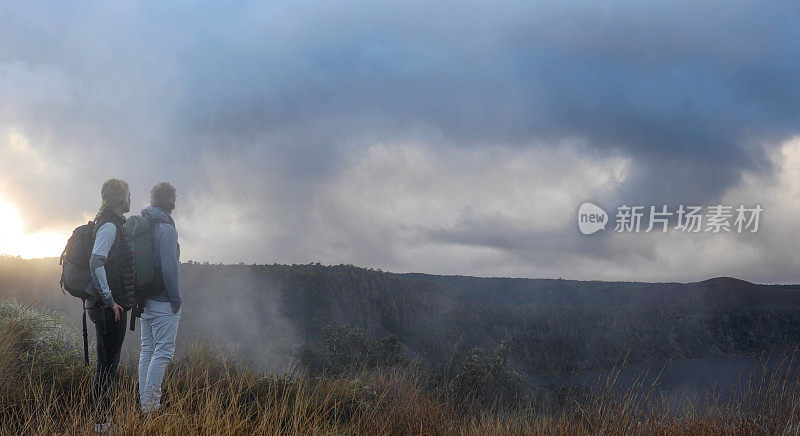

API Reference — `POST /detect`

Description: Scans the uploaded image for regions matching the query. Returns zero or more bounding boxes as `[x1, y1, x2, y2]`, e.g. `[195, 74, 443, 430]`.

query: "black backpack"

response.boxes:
[59, 221, 96, 365]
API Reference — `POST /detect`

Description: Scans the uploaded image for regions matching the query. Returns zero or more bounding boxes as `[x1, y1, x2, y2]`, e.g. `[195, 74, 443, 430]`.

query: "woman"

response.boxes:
[88, 178, 135, 433]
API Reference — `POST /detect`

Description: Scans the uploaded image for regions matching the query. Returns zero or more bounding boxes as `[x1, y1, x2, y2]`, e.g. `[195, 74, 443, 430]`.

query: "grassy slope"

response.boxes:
[4, 298, 800, 435]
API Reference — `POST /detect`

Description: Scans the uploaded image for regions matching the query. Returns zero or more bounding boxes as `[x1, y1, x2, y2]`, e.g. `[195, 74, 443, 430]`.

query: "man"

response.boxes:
[89, 178, 135, 434]
[137, 182, 182, 413]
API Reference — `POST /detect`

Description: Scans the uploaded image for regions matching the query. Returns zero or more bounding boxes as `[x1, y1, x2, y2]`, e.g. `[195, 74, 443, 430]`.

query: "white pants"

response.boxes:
[138, 299, 181, 412]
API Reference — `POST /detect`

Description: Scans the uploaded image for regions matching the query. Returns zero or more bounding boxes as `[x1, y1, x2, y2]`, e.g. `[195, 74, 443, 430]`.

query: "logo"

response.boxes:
[577, 202, 762, 235]
[578, 202, 608, 235]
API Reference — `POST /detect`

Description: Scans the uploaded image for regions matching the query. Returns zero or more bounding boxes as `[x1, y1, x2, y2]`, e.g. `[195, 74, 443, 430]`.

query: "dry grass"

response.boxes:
[3, 299, 800, 435]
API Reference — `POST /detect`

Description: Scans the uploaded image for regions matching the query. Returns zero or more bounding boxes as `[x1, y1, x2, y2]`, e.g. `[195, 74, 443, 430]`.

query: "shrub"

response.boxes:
[298, 322, 405, 376]
[449, 339, 527, 411]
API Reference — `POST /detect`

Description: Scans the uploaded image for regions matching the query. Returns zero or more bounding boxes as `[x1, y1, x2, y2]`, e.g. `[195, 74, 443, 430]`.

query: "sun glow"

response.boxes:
[0, 193, 66, 259]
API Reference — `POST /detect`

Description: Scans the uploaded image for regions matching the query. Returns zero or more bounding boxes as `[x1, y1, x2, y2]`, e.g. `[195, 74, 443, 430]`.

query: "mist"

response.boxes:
[1, 0, 799, 282]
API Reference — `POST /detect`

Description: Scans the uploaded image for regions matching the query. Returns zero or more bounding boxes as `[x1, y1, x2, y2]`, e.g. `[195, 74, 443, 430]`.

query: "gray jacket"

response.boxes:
[141, 206, 181, 311]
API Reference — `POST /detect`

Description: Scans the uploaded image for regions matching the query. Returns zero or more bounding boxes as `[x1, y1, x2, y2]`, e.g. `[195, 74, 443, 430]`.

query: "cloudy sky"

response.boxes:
[1, 0, 799, 283]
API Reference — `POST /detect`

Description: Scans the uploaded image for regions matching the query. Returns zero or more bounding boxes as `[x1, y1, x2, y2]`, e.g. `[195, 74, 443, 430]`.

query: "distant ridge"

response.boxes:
[406, 273, 800, 309]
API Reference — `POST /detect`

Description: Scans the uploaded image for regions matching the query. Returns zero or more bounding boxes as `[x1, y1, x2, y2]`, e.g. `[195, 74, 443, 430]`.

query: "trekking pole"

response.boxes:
[130, 297, 142, 331]
[82, 300, 89, 366]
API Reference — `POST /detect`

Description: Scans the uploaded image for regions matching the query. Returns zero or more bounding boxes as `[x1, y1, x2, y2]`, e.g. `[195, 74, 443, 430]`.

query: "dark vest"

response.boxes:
[95, 210, 135, 310]
[142, 210, 176, 298]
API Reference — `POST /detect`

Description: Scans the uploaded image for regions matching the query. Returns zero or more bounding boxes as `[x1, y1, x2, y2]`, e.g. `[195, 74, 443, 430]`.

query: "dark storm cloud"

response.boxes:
[0, 0, 798, 279]
[161, 0, 799, 207]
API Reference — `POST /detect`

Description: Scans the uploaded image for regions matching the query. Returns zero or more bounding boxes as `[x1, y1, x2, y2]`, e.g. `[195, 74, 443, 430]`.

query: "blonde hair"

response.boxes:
[95, 178, 130, 220]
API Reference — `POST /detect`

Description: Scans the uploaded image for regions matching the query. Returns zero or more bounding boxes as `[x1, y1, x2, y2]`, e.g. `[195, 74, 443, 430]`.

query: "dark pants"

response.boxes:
[89, 306, 128, 421]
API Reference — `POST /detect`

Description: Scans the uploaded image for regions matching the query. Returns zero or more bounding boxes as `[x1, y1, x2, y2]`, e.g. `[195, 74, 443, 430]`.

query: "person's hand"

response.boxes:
[112, 303, 123, 321]
[172, 305, 181, 314]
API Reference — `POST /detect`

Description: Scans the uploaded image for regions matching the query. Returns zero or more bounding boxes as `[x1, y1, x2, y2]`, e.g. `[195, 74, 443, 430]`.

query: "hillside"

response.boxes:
[2, 256, 800, 378]
[7, 296, 800, 435]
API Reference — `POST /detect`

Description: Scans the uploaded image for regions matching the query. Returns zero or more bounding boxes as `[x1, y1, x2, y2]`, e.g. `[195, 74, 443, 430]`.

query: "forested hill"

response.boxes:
[3, 256, 800, 376]
[180, 263, 800, 373]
